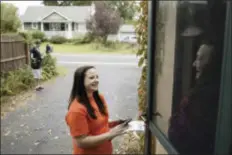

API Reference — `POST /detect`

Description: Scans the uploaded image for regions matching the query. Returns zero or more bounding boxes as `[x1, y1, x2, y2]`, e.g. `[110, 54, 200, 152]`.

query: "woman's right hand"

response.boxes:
[108, 123, 129, 139]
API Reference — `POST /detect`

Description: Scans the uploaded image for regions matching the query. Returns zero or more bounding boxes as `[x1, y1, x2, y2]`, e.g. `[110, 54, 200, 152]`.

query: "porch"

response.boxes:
[23, 22, 79, 39]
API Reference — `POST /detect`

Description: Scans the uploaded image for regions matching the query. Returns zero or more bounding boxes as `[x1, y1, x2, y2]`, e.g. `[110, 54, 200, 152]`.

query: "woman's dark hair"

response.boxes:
[68, 65, 107, 119]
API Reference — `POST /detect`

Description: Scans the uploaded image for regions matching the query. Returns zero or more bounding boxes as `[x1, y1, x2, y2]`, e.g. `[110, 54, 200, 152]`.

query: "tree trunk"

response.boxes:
[102, 35, 108, 45]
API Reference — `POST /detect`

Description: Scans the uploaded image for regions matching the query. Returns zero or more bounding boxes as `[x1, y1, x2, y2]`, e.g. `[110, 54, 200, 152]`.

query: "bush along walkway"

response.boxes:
[1, 54, 59, 117]
[1, 73, 72, 154]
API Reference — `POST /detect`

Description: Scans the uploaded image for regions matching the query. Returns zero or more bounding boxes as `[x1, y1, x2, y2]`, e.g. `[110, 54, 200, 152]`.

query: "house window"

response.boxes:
[43, 23, 65, 31]
[44, 23, 49, 31]
[146, 1, 230, 154]
[61, 23, 65, 31]
[24, 22, 32, 30]
[50, 23, 60, 31]
[72, 22, 75, 31]
[32, 22, 37, 29]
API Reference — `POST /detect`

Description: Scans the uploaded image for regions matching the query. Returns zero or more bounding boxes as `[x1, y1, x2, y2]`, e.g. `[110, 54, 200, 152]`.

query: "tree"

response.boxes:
[42, 0, 92, 6]
[42, 0, 59, 6]
[106, 1, 137, 21]
[86, 1, 121, 44]
[72, 1, 92, 6]
[1, 3, 21, 33]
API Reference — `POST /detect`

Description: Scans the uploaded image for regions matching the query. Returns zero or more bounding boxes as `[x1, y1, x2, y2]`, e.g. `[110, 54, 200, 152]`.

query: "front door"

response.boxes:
[145, 0, 232, 154]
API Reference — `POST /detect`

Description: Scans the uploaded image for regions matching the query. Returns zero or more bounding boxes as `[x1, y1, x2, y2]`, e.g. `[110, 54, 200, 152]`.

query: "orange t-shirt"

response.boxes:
[65, 94, 112, 154]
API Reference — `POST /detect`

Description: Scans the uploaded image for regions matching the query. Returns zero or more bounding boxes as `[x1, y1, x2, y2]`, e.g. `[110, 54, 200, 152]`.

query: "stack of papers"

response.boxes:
[127, 121, 145, 132]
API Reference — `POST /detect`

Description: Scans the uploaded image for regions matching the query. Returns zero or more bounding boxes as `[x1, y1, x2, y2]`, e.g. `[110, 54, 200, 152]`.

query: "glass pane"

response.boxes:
[152, 0, 178, 135]
[152, 1, 227, 154]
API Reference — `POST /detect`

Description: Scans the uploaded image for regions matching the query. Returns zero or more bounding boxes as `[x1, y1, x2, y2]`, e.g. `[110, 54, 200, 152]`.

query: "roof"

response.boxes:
[21, 6, 91, 23]
[119, 24, 136, 33]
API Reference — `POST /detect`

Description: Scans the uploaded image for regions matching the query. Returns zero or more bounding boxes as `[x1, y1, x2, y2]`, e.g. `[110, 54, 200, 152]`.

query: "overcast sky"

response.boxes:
[2, 1, 142, 16]
[1, 1, 43, 15]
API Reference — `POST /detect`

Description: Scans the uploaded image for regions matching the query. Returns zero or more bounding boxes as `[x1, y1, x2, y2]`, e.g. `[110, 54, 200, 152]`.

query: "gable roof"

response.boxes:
[21, 6, 91, 23]
[40, 10, 71, 21]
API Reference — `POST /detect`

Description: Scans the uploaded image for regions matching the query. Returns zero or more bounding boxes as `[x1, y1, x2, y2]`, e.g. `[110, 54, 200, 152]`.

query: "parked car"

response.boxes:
[120, 36, 137, 44]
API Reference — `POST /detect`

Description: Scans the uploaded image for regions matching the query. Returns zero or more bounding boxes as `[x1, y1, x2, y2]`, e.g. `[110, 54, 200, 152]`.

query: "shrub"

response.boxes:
[31, 30, 46, 42]
[82, 33, 94, 43]
[41, 54, 58, 80]
[18, 31, 33, 45]
[0, 54, 59, 100]
[103, 40, 117, 48]
[91, 40, 117, 49]
[71, 33, 94, 45]
[69, 37, 83, 45]
[0, 66, 36, 96]
[49, 35, 67, 44]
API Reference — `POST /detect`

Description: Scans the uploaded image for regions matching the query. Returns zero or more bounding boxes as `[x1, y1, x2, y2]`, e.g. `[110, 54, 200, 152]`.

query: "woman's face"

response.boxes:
[193, 44, 212, 78]
[84, 68, 99, 93]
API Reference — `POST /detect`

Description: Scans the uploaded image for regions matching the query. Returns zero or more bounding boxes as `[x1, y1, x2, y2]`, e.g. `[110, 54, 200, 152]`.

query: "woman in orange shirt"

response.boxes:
[65, 65, 129, 154]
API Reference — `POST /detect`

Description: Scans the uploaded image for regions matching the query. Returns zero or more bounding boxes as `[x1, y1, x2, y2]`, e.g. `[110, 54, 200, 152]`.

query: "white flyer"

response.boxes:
[127, 121, 145, 131]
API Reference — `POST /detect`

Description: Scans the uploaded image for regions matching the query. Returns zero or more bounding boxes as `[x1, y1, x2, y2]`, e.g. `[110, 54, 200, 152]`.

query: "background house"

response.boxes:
[107, 24, 137, 43]
[20, 5, 137, 43]
[20, 5, 94, 39]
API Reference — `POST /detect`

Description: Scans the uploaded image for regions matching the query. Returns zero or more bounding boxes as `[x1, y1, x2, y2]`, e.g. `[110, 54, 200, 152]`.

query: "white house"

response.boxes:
[20, 5, 95, 39]
[20, 5, 137, 43]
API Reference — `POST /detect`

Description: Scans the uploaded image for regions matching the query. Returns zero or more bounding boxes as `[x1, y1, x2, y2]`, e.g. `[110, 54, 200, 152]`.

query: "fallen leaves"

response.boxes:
[1, 91, 35, 120]
[114, 132, 144, 154]
[53, 136, 59, 140]
[34, 141, 40, 146]
[48, 129, 52, 135]
[4, 130, 11, 136]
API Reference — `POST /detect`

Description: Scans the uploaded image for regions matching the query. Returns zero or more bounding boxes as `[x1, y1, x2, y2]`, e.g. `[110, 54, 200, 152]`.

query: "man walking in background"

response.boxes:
[30, 41, 44, 91]
[45, 43, 53, 54]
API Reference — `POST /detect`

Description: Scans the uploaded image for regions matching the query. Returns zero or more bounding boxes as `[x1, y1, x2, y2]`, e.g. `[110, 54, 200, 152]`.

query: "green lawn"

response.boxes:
[40, 42, 137, 54]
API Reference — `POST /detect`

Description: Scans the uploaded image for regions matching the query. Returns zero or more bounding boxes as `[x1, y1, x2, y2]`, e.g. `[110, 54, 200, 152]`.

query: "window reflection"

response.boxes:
[168, 1, 226, 155]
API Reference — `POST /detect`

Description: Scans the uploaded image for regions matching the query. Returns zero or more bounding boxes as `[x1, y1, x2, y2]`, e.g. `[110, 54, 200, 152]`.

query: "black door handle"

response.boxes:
[141, 112, 162, 117]
[140, 112, 162, 122]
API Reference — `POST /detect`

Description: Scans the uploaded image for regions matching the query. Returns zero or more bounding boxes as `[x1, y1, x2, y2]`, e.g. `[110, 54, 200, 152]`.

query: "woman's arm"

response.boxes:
[74, 132, 112, 148]
[75, 124, 128, 149]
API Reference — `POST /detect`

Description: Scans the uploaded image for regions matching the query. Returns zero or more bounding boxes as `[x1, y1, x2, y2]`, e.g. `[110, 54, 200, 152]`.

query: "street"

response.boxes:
[1, 53, 141, 154]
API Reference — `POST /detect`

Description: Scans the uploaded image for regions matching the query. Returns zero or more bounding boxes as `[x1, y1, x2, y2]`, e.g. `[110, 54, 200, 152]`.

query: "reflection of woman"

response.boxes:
[168, 37, 222, 154]
[65, 66, 128, 154]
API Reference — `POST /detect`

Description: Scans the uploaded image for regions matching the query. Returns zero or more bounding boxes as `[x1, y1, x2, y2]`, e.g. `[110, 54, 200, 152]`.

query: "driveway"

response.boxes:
[1, 53, 141, 154]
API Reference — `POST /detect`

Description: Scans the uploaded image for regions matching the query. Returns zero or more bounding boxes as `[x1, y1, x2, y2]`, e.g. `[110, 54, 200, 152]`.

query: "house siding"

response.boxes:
[77, 23, 87, 33]
[45, 31, 67, 39]
[42, 12, 67, 22]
